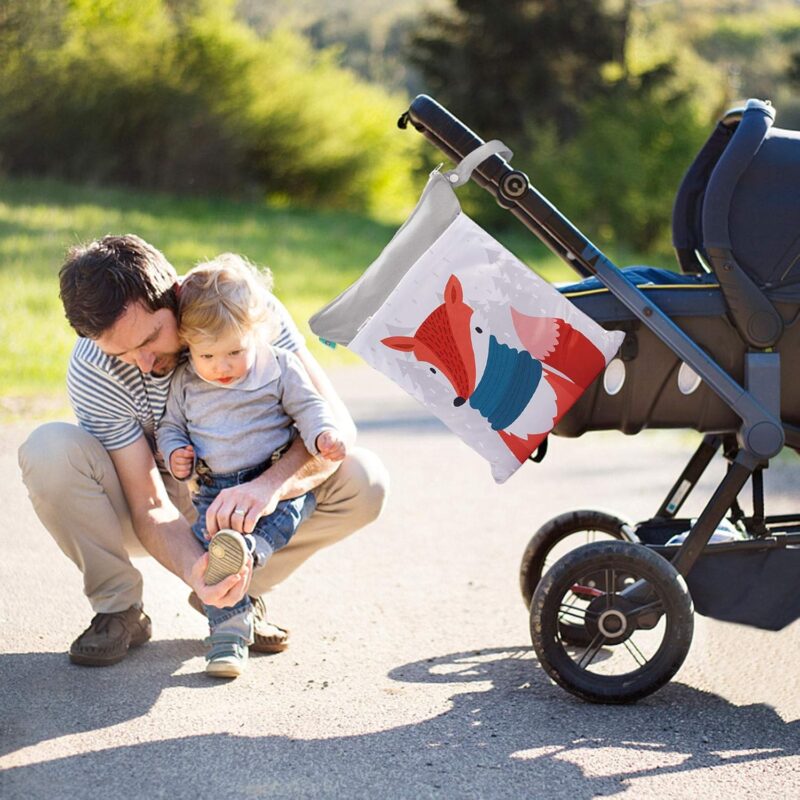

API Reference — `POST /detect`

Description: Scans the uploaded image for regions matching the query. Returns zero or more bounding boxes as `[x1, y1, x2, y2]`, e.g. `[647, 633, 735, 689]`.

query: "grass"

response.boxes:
[0, 176, 674, 421]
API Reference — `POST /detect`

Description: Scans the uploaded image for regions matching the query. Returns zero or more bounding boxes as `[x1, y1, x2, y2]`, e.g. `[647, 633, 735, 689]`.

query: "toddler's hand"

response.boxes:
[316, 430, 346, 462]
[169, 445, 195, 479]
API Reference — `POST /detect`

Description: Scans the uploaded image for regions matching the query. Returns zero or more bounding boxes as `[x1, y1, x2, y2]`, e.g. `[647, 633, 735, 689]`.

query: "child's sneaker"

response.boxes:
[205, 633, 249, 678]
[204, 528, 251, 585]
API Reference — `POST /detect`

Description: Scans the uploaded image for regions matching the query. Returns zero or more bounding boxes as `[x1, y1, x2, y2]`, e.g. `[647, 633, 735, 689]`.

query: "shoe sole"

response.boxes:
[206, 661, 245, 679]
[251, 628, 290, 653]
[205, 529, 249, 586]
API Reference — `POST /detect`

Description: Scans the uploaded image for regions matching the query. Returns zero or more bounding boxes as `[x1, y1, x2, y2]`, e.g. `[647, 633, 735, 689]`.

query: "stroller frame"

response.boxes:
[399, 95, 800, 702]
[399, 95, 791, 579]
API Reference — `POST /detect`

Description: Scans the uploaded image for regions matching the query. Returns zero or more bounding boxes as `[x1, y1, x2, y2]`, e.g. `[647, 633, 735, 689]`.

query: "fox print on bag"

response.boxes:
[346, 213, 623, 482]
[382, 274, 606, 464]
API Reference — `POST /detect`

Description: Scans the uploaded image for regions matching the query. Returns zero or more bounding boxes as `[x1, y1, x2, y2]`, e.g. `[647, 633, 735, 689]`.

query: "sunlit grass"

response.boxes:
[0, 177, 673, 420]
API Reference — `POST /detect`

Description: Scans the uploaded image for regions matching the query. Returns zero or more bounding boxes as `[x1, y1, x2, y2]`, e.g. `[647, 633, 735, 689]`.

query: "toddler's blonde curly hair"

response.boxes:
[178, 253, 278, 345]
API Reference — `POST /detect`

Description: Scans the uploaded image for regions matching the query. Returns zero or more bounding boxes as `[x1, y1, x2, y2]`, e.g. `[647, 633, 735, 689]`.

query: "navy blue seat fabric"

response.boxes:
[557, 266, 727, 323]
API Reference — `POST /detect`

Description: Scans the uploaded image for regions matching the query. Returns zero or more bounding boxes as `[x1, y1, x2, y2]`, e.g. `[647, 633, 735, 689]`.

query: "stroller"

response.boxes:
[398, 95, 800, 703]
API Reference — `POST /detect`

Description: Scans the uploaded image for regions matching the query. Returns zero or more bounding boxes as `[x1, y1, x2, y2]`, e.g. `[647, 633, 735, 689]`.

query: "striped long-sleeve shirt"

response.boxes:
[67, 293, 304, 456]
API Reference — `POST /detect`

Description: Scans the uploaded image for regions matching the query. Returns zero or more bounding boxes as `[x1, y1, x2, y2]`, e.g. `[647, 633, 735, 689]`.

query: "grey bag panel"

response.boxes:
[308, 140, 511, 346]
[308, 171, 460, 346]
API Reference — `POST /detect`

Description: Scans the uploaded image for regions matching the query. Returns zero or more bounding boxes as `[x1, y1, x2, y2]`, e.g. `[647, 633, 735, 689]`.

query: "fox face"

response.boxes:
[380, 272, 601, 464]
[382, 274, 478, 405]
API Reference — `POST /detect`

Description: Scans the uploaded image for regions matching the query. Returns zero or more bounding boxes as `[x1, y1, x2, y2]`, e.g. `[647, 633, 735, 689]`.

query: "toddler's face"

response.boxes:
[188, 329, 255, 386]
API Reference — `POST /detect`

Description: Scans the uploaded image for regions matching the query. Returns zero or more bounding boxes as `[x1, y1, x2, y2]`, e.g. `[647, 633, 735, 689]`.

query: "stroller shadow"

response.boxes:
[390, 648, 799, 779]
[2, 645, 797, 798]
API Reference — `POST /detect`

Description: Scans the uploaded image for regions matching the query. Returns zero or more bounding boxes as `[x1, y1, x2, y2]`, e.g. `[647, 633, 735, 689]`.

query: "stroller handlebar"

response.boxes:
[401, 94, 603, 280]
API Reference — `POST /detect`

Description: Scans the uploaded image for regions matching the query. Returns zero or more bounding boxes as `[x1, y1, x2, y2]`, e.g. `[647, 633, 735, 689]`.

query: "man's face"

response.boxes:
[94, 302, 182, 376]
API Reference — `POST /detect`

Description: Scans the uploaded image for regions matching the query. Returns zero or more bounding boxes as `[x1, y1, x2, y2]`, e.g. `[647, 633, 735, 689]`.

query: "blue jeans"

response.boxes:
[191, 459, 317, 639]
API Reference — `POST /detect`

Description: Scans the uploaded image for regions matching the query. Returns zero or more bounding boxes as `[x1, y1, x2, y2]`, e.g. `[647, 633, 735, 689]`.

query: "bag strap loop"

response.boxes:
[445, 139, 513, 187]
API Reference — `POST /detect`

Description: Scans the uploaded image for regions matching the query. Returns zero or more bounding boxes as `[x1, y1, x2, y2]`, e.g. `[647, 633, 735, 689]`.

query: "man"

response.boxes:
[18, 234, 388, 666]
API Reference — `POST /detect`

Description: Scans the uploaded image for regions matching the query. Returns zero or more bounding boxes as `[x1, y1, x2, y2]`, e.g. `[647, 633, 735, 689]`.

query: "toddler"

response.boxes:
[157, 254, 345, 678]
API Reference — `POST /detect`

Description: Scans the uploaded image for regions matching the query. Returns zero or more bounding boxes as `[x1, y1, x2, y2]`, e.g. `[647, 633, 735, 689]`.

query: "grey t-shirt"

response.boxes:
[156, 342, 338, 476]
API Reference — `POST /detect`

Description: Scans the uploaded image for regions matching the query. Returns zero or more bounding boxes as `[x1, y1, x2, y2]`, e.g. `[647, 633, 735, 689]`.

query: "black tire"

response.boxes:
[520, 509, 633, 609]
[530, 540, 694, 704]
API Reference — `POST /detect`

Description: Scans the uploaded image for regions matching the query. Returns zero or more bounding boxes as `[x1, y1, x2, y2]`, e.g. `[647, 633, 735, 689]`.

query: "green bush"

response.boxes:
[0, 0, 421, 217]
[527, 83, 710, 253]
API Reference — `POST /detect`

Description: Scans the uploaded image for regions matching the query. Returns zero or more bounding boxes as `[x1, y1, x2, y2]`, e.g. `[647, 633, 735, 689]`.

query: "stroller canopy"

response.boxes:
[673, 100, 800, 303]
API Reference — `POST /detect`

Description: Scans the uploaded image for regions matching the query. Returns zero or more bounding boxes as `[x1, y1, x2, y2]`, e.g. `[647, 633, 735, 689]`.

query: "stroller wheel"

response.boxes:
[530, 540, 694, 704]
[519, 509, 634, 610]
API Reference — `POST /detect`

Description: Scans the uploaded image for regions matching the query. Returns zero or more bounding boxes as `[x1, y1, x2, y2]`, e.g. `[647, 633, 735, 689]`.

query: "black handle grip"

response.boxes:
[401, 94, 599, 279]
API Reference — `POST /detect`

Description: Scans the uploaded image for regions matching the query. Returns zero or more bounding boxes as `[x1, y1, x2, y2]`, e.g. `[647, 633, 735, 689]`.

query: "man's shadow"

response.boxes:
[2, 644, 798, 799]
[0, 640, 209, 758]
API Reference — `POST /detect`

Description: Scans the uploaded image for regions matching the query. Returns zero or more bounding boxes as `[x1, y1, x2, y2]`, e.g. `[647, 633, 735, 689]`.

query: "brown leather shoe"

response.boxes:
[69, 606, 152, 666]
[187, 591, 289, 653]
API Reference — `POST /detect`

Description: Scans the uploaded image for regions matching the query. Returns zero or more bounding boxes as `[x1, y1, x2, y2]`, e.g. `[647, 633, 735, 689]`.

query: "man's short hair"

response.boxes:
[59, 234, 179, 338]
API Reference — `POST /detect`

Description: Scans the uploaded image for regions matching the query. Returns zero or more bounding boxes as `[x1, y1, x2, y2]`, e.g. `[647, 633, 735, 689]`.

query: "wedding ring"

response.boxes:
[233, 508, 246, 516]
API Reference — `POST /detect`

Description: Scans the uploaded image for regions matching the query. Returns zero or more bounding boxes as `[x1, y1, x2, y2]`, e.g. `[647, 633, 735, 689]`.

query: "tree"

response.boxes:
[0, 0, 422, 215]
[408, 0, 631, 142]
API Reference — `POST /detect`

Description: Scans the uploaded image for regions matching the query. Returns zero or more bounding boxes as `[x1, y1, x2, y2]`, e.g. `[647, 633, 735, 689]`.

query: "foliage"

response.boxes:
[0, 0, 422, 218]
[405, 1, 728, 250]
[645, 1, 800, 125]
[408, 0, 630, 143]
[238, 0, 439, 94]
[4, 175, 652, 414]
[528, 80, 709, 252]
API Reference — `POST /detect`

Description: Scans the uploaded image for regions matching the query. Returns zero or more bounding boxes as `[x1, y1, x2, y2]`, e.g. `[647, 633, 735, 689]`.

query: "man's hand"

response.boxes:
[205, 478, 281, 537]
[189, 550, 253, 608]
[169, 445, 195, 479]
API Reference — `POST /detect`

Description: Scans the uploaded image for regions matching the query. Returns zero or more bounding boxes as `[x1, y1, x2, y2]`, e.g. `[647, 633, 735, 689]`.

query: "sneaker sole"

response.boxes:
[206, 660, 245, 679]
[205, 529, 249, 586]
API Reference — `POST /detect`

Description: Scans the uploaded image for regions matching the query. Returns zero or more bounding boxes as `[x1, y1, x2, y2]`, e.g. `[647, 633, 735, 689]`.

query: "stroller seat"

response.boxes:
[553, 101, 800, 440]
[558, 267, 725, 322]
[556, 270, 800, 438]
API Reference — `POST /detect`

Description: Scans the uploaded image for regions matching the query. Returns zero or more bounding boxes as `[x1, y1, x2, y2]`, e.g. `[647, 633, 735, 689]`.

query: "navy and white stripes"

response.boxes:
[67, 294, 303, 452]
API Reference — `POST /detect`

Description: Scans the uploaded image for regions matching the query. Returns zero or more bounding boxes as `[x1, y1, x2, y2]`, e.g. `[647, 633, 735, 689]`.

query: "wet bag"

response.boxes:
[309, 141, 624, 482]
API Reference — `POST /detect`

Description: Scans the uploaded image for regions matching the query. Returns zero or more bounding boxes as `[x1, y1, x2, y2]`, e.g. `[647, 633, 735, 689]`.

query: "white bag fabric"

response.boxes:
[310, 142, 624, 482]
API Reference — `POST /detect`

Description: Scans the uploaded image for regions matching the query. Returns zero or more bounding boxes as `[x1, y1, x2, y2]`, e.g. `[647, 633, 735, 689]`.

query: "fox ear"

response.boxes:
[444, 274, 463, 305]
[382, 336, 417, 352]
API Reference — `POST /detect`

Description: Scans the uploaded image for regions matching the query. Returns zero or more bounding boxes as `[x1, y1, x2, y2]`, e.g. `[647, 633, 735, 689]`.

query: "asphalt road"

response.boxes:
[1, 367, 799, 799]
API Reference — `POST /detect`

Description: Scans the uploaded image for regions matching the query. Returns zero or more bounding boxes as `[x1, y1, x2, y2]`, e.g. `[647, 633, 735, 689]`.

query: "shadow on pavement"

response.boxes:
[0, 640, 208, 758]
[2, 646, 797, 799]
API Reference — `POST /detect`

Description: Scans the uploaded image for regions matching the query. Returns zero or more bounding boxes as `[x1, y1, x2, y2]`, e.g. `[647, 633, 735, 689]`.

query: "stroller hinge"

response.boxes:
[707, 248, 784, 348]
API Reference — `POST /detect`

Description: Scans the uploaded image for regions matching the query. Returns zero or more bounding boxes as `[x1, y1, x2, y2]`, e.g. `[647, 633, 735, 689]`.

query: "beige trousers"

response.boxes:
[18, 422, 389, 614]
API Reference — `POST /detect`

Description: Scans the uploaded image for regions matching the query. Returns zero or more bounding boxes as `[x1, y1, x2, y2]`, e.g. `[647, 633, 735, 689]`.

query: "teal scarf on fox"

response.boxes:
[469, 335, 542, 430]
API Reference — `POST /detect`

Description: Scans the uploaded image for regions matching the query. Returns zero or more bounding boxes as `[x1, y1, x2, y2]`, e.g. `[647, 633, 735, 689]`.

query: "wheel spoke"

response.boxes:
[557, 601, 587, 624]
[631, 599, 665, 620]
[623, 636, 648, 667]
[605, 569, 615, 607]
[577, 632, 607, 669]
[558, 598, 600, 622]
